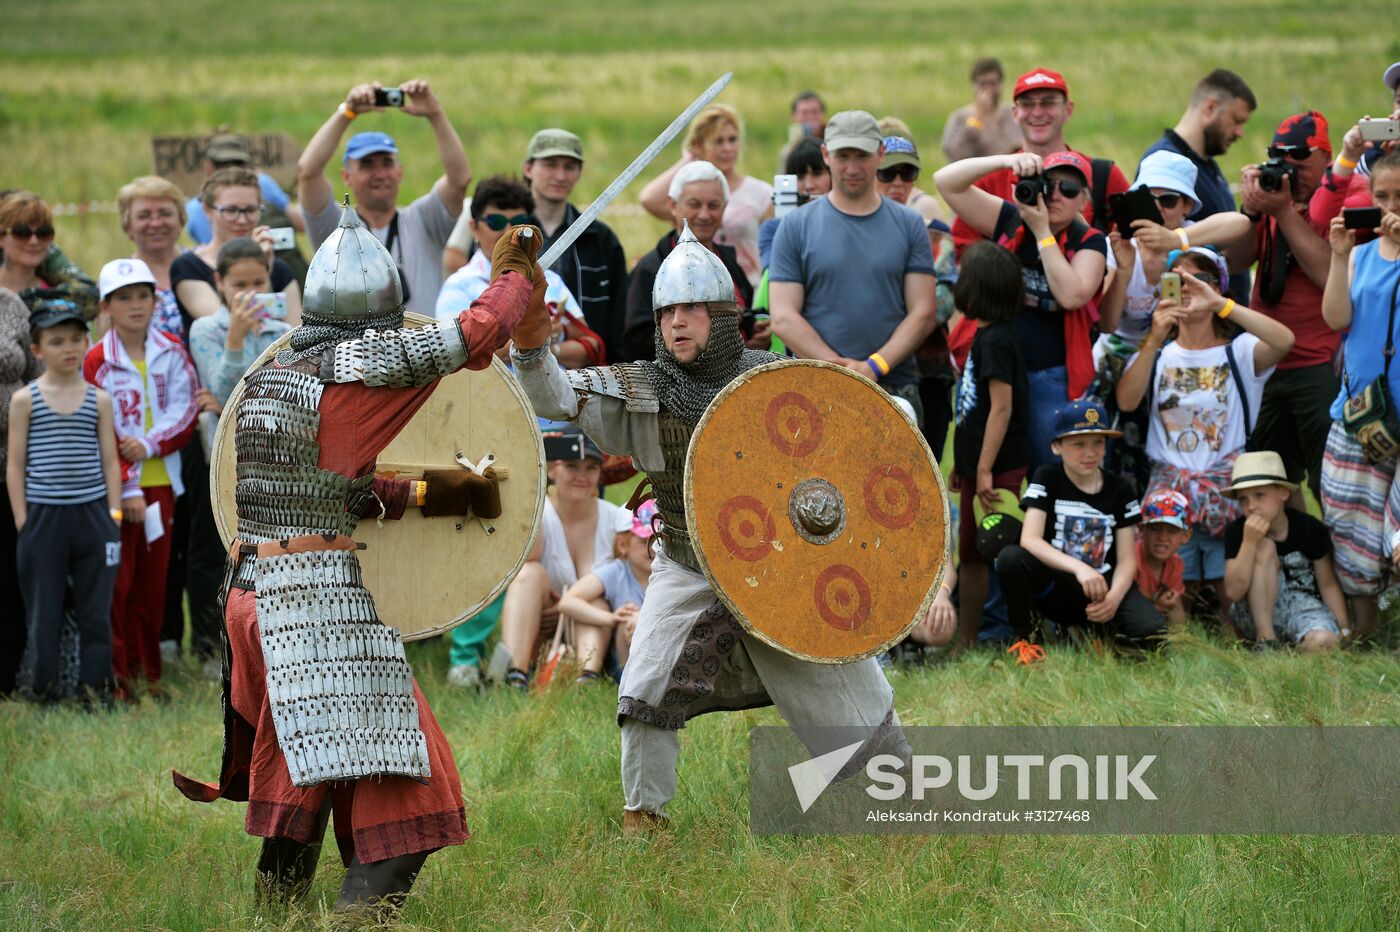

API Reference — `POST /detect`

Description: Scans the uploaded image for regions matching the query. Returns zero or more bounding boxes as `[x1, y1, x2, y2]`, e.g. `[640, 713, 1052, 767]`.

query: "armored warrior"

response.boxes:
[174, 201, 544, 912]
[513, 222, 908, 830]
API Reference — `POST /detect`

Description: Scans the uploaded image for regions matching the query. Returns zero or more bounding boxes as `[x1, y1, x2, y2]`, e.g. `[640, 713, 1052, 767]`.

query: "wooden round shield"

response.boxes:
[210, 313, 546, 641]
[685, 360, 949, 663]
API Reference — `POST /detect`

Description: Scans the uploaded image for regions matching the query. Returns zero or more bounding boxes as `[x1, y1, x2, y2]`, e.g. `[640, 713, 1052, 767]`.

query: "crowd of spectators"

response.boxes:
[5, 57, 1400, 703]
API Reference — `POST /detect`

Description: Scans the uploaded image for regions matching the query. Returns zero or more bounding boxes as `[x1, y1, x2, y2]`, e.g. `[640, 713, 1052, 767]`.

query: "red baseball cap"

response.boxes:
[1013, 68, 1069, 100]
[1043, 150, 1092, 186]
[1272, 110, 1331, 155]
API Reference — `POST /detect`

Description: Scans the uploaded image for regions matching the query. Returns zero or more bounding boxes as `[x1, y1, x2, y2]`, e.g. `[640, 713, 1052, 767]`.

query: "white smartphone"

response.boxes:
[266, 227, 296, 250]
[1358, 118, 1399, 142]
[251, 292, 288, 320]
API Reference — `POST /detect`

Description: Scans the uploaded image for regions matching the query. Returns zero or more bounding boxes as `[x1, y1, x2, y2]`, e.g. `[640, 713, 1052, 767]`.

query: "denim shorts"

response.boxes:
[1177, 530, 1225, 582]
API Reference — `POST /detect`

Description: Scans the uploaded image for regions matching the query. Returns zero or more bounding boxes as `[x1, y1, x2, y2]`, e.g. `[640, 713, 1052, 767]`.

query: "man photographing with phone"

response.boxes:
[298, 79, 471, 315]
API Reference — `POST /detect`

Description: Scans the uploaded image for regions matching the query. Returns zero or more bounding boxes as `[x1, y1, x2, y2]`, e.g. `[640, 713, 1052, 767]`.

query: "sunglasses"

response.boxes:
[1171, 267, 1220, 288]
[1266, 146, 1314, 162]
[213, 205, 262, 220]
[876, 165, 919, 183]
[5, 223, 55, 241]
[1152, 193, 1187, 209]
[480, 212, 534, 231]
[1048, 178, 1084, 199]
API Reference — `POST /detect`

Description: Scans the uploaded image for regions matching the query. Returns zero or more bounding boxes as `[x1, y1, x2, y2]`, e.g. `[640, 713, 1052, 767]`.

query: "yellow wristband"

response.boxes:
[339, 103, 358, 121]
[868, 352, 891, 376]
[415, 480, 428, 507]
[1038, 235, 1057, 250]
[966, 117, 985, 130]
[1174, 227, 1190, 249]
[1336, 154, 1358, 171]
[1217, 298, 1236, 320]
[110, 508, 123, 523]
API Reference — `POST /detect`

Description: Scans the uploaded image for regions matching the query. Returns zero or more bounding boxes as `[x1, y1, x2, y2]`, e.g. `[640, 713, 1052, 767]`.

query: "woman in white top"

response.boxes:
[639, 104, 773, 288]
[497, 432, 628, 688]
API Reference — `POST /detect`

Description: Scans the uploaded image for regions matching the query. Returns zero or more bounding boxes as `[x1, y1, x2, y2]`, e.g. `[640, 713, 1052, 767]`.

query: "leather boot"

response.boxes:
[622, 809, 669, 835]
[333, 849, 431, 917]
[254, 797, 330, 907]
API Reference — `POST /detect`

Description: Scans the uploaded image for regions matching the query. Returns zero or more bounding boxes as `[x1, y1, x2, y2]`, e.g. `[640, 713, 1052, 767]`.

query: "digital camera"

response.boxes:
[1257, 157, 1299, 194]
[374, 87, 405, 107]
[1013, 174, 1052, 205]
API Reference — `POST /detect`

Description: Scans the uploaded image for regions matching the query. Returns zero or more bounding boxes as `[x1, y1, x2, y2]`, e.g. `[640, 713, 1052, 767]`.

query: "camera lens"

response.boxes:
[1014, 178, 1043, 205]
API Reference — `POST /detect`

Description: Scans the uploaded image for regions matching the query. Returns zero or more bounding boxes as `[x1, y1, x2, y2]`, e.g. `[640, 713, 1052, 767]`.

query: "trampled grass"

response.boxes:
[2, 634, 1399, 929]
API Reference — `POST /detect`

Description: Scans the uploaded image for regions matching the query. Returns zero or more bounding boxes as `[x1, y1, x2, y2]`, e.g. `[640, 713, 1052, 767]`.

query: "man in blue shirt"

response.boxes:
[1141, 69, 1256, 303]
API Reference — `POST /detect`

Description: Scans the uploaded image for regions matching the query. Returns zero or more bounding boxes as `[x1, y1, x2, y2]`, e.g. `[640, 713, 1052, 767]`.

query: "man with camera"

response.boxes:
[1235, 111, 1343, 502]
[950, 67, 1129, 253]
[769, 110, 937, 425]
[297, 79, 470, 315]
[1141, 69, 1257, 304]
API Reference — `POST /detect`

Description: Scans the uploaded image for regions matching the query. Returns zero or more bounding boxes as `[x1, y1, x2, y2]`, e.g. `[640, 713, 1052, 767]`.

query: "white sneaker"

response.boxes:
[160, 639, 180, 663]
[447, 664, 481, 688]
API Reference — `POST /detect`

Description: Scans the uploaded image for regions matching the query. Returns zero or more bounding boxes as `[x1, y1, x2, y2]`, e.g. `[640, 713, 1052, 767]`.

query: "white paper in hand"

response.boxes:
[144, 500, 164, 544]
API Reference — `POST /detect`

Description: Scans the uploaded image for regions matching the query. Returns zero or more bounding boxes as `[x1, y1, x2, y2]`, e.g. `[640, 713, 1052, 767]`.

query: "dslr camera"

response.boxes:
[1013, 174, 1052, 205]
[1257, 157, 1298, 194]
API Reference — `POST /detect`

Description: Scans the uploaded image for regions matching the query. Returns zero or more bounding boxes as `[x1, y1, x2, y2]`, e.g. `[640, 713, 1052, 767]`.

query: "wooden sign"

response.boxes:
[151, 133, 302, 197]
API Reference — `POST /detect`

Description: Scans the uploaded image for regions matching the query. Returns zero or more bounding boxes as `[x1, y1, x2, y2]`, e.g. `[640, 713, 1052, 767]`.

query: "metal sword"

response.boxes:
[525, 71, 734, 269]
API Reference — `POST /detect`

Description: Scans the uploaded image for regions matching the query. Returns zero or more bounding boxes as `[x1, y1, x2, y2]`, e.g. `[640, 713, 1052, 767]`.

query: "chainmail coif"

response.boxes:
[283, 309, 406, 360]
[637, 303, 778, 426]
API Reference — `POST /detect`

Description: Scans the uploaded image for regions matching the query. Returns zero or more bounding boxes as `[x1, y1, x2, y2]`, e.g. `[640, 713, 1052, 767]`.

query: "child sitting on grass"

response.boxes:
[996, 400, 1166, 655]
[1221, 451, 1345, 652]
[558, 500, 657, 682]
[1136, 489, 1190, 631]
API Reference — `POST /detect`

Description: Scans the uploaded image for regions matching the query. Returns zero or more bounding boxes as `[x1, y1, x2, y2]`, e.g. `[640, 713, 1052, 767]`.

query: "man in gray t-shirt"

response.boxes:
[297, 78, 470, 315]
[769, 110, 936, 422]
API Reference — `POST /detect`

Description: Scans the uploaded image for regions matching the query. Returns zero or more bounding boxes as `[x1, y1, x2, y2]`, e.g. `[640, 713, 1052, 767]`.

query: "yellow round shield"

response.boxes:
[210, 313, 546, 641]
[685, 360, 949, 663]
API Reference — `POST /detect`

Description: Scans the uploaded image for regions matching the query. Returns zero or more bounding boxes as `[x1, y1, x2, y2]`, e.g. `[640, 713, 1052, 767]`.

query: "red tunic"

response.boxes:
[173, 271, 531, 864]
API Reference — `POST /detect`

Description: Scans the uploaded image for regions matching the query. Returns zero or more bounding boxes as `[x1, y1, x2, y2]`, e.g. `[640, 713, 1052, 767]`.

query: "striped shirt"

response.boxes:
[25, 383, 106, 505]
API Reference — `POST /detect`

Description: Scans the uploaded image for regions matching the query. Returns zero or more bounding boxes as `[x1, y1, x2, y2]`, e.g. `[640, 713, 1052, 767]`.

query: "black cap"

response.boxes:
[27, 291, 86, 332]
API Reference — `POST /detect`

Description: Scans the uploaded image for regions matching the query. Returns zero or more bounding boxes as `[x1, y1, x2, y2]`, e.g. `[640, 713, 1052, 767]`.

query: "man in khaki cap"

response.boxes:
[1220, 451, 1344, 651]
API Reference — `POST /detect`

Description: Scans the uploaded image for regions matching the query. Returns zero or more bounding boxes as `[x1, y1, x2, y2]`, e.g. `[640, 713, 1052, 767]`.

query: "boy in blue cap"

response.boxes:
[995, 400, 1166, 654]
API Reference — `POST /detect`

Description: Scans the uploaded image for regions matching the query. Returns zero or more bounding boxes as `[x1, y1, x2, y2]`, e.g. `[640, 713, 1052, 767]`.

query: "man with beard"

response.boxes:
[173, 200, 540, 916]
[297, 79, 470, 315]
[512, 222, 905, 832]
[1142, 69, 1258, 303]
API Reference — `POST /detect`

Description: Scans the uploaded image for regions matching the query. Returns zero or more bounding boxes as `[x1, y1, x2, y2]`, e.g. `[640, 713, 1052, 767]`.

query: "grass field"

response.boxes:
[5, 2, 1400, 928]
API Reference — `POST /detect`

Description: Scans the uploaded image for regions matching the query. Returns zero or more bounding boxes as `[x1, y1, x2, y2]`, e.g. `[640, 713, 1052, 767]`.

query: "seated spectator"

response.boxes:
[1115, 247, 1294, 620]
[435, 176, 603, 369]
[1319, 149, 1400, 643]
[117, 176, 190, 337]
[625, 161, 756, 361]
[909, 563, 956, 652]
[874, 125, 946, 227]
[171, 168, 301, 339]
[494, 431, 629, 689]
[183, 133, 303, 245]
[1236, 111, 1344, 505]
[1136, 489, 1191, 631]
[187, 238, 298, 405]
[639, 104, 773, 287]
[556, 499, 656, 681]
[1221, 452, 1344, 651]
[0, 192, 98, 320]
[936, 150, 1108, 465]
[942, 57, 1023, 162]
[996, 401, 1165, 652]
[950, 243, 1029, 647]
[777, 90, 827, 173]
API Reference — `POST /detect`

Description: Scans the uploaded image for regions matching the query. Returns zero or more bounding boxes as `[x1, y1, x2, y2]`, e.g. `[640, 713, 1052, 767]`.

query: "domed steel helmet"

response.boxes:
[302, 196, 403, 320]
[651, 221, 736, 318]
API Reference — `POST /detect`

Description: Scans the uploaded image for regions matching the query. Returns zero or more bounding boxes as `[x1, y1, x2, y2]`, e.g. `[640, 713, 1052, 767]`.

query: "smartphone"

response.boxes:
[1358, 118, 1399, 143]
[250, 292, 288, 320]
[1159, 272, 1181, 305]
[1343, 206, 1383, 230]
[773, 174, 802, 219]
[266, 227, 295, 250]
[374, 87, 405, 107]
[543, 433, 585, 461]
[1108, 187, 1165, 238]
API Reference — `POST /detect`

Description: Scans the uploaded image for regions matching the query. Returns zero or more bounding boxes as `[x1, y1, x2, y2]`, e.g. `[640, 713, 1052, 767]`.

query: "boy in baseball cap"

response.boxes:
[1221, 452, 1344, 651]
[1136, 489, 1190, 629]
[995, 401, 1165, 655]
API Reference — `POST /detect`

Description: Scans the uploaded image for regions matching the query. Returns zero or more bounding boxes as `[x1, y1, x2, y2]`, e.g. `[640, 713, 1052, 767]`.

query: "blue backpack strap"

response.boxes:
[1223, 340, 1253, 434]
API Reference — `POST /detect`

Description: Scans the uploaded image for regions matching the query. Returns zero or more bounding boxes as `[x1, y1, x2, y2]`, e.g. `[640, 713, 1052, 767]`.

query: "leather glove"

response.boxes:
[490, 225, 542, 283]
[421, 467, 502, 519]
[512, 263, 552, 351]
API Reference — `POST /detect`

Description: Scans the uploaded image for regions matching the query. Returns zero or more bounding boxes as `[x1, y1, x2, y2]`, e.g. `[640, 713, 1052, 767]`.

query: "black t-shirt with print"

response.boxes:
[1224, 507, 1331, 600]
[953, 320, 1029, 477]
[1020, 462, 1141, 580]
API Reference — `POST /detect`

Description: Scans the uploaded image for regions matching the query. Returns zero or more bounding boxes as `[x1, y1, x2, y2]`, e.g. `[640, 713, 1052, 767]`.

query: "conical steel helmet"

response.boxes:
[302, 196, 404, 320]
[652, 220, 734, 313]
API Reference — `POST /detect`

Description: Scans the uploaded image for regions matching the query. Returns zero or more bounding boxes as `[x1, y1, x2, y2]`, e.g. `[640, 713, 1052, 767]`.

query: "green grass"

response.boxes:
[2, 633, 1399, 929]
